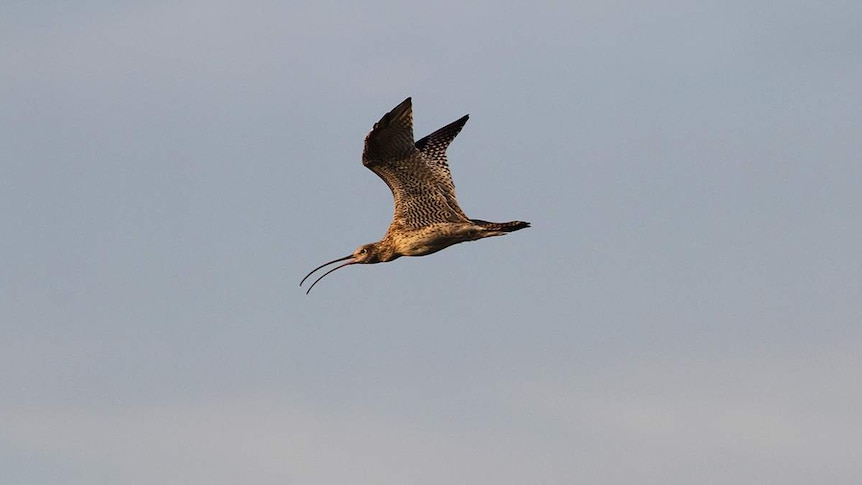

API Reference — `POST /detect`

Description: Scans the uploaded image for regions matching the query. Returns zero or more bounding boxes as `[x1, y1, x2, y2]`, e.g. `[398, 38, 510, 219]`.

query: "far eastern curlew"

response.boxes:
[300, 97, 530, 293]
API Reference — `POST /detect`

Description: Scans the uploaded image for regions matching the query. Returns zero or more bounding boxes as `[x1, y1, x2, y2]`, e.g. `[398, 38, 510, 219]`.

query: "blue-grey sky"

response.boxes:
[2, 1, 860, 484]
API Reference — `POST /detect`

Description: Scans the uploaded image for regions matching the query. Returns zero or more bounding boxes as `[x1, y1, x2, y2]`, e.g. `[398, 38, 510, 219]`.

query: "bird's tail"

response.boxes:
[471, 219, 531, 233]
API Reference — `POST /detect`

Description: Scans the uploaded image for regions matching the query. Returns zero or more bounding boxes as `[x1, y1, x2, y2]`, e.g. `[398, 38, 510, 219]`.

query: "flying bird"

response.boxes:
[301, 97, 529, 293]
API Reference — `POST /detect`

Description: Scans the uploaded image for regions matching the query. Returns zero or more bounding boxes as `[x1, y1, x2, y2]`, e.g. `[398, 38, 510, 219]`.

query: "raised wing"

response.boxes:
[363, 98, 470, 230]
[414, 114, 470, 220]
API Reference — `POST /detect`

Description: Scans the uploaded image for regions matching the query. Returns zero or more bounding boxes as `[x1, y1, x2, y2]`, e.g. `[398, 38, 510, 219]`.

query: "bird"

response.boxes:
[300, 97, 529, 293]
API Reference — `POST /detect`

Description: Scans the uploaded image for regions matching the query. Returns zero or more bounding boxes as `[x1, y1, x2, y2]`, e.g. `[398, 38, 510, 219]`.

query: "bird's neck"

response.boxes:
[374, 239, 401, 263]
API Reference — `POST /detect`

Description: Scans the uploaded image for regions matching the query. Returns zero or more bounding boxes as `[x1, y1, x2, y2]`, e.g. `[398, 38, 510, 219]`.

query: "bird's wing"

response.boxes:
[414, 114, 470, 220]
[363, 97, 470, 230]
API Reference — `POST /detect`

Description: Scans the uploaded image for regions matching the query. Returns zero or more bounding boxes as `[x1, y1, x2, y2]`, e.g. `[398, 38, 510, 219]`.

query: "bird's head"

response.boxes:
[352, 243, 382, 264]
[300, 242, 396, 294]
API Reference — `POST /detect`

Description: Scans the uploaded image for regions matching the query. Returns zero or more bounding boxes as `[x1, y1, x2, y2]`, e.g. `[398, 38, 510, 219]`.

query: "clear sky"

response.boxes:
[2, 1, 860, 484]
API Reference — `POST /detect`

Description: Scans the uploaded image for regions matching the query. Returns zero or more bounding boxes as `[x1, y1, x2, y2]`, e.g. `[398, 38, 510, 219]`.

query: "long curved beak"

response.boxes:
[300, 255, 356, 294]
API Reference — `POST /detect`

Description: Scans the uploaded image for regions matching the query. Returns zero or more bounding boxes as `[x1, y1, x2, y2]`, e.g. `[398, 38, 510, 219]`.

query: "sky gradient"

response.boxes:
[2, 1, 861, 484]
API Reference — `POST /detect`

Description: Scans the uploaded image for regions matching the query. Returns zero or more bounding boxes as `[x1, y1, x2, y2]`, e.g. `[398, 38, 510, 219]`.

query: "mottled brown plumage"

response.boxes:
[301, 97, 529, 293]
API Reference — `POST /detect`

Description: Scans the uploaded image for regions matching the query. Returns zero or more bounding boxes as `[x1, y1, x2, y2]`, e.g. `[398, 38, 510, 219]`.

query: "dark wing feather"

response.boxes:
[363, 98, 470, 229]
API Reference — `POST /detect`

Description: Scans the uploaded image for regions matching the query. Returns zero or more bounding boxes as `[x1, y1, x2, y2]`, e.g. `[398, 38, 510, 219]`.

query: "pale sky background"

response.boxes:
[2, 1, 861, 484]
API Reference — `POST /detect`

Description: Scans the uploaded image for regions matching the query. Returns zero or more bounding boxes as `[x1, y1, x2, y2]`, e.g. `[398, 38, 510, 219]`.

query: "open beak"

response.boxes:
[300, 255, 356, 294]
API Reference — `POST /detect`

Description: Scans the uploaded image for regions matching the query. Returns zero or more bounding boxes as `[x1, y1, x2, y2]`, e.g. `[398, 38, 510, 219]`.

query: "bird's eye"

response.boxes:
[359, 248, 367, 254]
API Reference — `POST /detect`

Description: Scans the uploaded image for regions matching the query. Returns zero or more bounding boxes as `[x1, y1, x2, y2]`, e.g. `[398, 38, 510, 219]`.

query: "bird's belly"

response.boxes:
[395, 224, 482, 257]
[400, 240, 456, 257]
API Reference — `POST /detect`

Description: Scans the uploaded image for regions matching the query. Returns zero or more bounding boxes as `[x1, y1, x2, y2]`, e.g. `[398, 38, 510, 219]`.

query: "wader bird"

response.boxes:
[301, 97, 529, 293]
